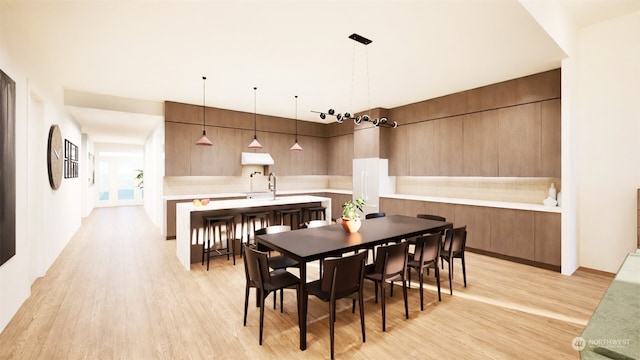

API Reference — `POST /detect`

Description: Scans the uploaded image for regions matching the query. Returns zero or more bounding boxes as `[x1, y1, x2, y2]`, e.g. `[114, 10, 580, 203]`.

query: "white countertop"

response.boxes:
[382, 193, 561, 213]
[176, 194, 332, 213]
[164, 189, 350, 201]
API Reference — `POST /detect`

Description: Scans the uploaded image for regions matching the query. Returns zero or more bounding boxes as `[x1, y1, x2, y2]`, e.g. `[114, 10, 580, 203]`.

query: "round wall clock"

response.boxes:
[47, 124, 63, 190]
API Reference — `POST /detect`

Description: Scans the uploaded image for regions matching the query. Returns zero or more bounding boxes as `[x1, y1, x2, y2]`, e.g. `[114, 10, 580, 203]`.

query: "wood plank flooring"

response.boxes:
[0, 206, 613, 359]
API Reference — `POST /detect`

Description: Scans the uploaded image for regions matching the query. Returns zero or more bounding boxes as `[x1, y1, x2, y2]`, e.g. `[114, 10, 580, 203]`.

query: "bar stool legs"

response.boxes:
[202, 214, 236, 270]
[240, 211, 271, 258]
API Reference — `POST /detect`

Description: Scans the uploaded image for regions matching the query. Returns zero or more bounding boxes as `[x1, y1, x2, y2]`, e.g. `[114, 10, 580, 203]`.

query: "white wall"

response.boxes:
[0, 3, 83, 332]
[144, 122, 165, 230]
[576, 12, 640, 273]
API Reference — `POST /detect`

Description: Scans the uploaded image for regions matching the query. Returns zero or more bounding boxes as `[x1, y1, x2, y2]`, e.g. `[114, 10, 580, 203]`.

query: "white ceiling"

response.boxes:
[7, 0, 639, 145]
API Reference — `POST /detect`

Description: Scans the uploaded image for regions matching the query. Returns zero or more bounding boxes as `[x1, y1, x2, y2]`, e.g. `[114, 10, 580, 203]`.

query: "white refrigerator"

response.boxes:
[352, 158, 395, 216]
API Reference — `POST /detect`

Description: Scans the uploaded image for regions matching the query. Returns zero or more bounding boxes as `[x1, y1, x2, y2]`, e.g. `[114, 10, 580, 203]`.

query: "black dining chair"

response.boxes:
[407, 233, 442, 309]
[243, 246, 300, 345]
[440, 226, 468, 295]
[306, 251, 368, 360]
[255, 226, 299, 310]
[365, 212, 386, 219]
[364, 241, 409, 331]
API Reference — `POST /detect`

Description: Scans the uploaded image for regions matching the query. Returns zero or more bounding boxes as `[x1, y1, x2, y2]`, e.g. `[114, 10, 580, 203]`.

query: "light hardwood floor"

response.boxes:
[0, 206, 613, 359]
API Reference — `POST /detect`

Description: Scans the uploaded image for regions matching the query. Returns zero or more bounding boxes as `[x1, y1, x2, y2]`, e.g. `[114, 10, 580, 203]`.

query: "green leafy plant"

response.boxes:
[341, 197, 365, 220]
[134, 169, 144, 190]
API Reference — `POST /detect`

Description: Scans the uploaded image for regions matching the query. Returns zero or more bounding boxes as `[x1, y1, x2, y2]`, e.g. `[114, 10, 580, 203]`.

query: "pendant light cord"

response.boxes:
[202, 76, 206, 128]
[253, 87, 257, 137]
[295, 95, 298, 141]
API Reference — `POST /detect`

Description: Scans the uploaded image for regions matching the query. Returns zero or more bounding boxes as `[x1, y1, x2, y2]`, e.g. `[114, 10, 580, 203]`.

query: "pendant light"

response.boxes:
[195, 76, 213, 146]
[247, 86, 263, 149]
[290, 95, 303, 151]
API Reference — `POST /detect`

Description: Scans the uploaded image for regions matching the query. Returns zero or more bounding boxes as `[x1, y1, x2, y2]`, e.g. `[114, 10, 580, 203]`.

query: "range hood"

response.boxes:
[241, 152, 274, 165]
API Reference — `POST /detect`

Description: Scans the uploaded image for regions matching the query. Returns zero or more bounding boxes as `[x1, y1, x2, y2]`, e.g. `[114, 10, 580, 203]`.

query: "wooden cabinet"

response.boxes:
[433, 116, 464, 176]
[327, 134, 353, 176]
[409, 120, 435, 175]
[462, 112, 499, 176]
[541, 99, 561, 178]
[490, 208, 535, 261]
[165, 122, 198, 176]
[388, 124, 410, 176]
[497, 103, 542, 177]
[454, 205, 491, 251]
[534, 212, 561, 266]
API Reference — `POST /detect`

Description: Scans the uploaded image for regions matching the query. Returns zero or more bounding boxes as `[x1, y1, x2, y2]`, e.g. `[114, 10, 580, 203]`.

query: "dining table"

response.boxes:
[256, 214, 453, 351]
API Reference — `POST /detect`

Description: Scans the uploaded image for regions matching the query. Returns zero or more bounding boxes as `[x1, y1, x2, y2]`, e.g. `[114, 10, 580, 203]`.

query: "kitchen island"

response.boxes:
[175, 195, 331, 270]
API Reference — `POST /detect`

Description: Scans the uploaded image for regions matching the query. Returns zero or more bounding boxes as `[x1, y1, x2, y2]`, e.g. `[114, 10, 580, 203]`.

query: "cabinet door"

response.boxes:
[327, 134, 353, 176]
[454, 204, 491, 251]
[409, 121, 435, 175]
[463, 111, 499, 176]
[388, 124, 410, 176]
[497, 103, 542, 177]
[534, 212, 561, 266]
[433, 116, 464, 176]
[165, 122, 196, 176]
[541, 99, 561, 178]
[490, 208, 534, 260]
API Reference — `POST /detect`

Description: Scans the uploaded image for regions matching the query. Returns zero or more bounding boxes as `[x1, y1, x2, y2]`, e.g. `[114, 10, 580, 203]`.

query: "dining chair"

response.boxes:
[407, 233, 442, 309]
[306, 219, 330, 228]
[364, 241, 409, 331]
[243, 246, 300, 345]
[255, 226, 298, 310]
[416, 214, 446, 222]
[306, 251, 368, 360]
[365, 212, 386, 219]
[440, 226, 467, 295]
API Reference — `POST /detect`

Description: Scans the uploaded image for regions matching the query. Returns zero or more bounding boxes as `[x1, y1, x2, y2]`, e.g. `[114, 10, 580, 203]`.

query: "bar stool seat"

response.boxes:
[240, 211, 271, 257]
[305, 206, 327, 223]
[275, 208, 302, 230]
[202, 214, 236, 270]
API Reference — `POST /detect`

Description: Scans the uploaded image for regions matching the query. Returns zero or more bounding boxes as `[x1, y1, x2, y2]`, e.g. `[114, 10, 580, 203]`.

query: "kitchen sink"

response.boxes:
[245, 192, 274, 200]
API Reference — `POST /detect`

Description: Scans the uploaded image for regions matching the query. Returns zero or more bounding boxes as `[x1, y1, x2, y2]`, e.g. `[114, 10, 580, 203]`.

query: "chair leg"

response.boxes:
[243, 285, 250, 326]
[381, 283, 387, 332]
[419, 268, 424, 311]
[259, 293, 265, 345]
[329, 300, 335, 360]
[448, 260, 454, 295]
[402, 278, 409, 320]
[435, 266, 441, 301]
[280, 289, 284, 313]
[390, 281, 394, 297]
[461, 255, 467, 287]
[359, 291, 366, 343]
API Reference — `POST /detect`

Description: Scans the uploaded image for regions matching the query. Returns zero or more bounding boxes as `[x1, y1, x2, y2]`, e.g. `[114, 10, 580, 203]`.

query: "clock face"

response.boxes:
[47, 125, 63, 190]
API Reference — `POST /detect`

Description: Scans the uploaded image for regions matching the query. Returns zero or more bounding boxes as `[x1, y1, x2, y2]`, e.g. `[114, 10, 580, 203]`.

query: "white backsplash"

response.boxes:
[395, 176, 561, 205]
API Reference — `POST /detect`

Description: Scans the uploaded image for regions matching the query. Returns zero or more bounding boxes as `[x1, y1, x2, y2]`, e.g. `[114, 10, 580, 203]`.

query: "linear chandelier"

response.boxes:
[312, 33, 397, 129]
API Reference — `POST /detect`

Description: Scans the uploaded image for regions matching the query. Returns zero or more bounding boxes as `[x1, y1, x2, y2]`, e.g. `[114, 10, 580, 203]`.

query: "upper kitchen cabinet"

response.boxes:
[462, 111, 499, 176]
[497, 102, 542, 177]
[541, 99, 561, 178]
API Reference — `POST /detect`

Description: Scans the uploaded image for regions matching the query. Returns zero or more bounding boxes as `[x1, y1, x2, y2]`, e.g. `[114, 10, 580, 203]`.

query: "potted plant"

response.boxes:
[341, 197, 365, 233]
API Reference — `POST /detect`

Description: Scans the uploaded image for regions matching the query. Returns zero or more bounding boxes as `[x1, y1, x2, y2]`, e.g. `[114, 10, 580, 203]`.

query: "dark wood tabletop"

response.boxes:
[255, 214, 453, 351]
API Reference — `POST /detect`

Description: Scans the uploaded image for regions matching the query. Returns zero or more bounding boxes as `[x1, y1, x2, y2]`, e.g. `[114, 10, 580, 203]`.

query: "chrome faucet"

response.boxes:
[268, 172, 276, 200]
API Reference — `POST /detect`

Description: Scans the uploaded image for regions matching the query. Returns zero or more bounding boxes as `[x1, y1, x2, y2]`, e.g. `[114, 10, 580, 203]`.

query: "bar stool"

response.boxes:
[202, 214, 236, 270]
[305, 206, 326, 223]
[240, 211, 271, 257]
[275, 208, 302, 230]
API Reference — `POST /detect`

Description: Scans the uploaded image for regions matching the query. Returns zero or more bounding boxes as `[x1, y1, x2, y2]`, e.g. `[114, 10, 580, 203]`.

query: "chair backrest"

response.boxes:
[307, 220, 329, 228]
[321, 251, 367, 298]
[374, 241, 408, 277]
[265, 225, 291, 234]
[414, 233, 441, 264]
[244, 246, 272, 286]
[416, 214, 446, 222]
[365, 212, 386, 219]
[444, 226, 467, 254]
